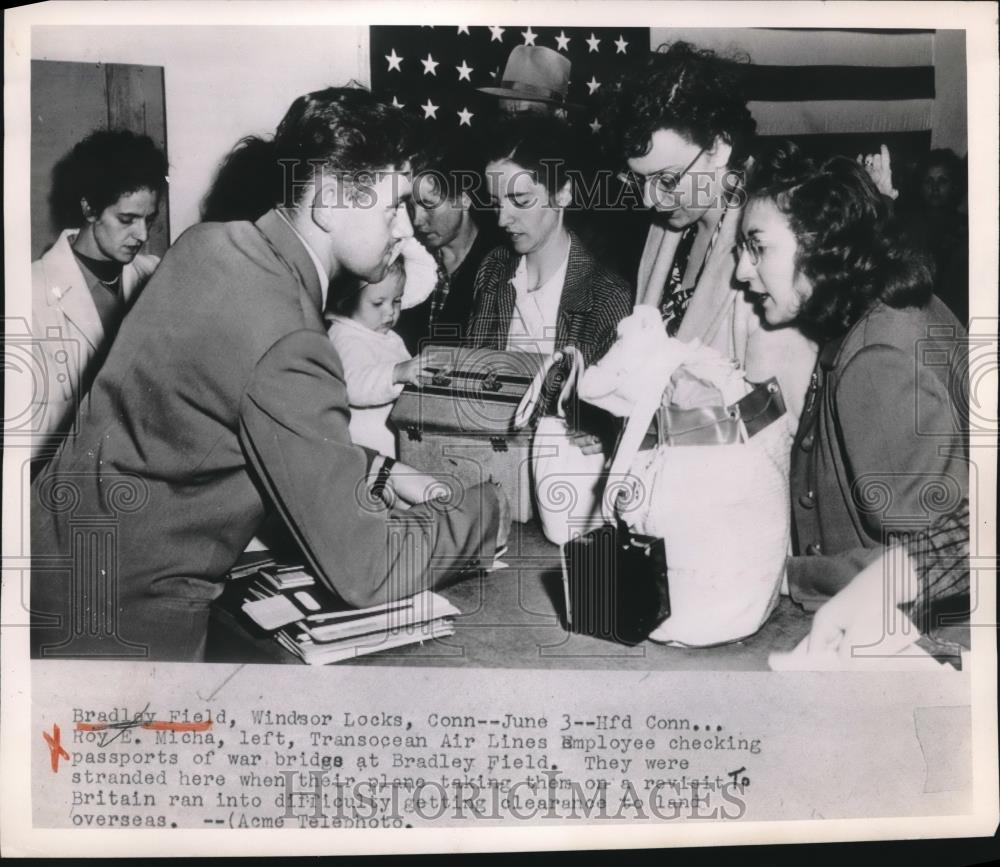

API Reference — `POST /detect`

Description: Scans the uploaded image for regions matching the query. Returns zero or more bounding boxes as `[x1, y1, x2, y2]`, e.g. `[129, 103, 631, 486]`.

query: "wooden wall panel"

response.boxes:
[31, 60, 169, 260]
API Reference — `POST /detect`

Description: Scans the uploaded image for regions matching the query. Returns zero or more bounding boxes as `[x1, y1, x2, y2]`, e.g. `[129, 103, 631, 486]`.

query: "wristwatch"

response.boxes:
[371, 456, 396, 502]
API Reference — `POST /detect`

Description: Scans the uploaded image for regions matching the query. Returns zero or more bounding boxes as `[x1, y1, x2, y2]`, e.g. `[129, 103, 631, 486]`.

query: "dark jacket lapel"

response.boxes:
[556, 232, 592, 349]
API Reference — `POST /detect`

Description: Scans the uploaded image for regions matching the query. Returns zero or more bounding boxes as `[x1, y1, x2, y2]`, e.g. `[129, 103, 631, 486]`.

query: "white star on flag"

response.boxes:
[385, 49, 403, 72]
[589, 118, 602, 134]
[421, 99, 439, 119]
[489, 26, 505, 42]
[586, 33, 601, 53]
[522, 27, 537, 46]
[456, 60, 473, 82]
[586, 76, 601, 95]
[615, 34, 629, 54]
[391, 96, 405, 109]
[555, 31, 571, 51]
[457, 107, 474, 127]
[457, 26, 470, 35]
[421, 54, 439, 75]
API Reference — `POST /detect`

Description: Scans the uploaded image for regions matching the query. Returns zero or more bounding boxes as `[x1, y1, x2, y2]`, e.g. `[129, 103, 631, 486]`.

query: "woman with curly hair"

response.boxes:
[612, 41, 816, 420]
[32, 129, 167, 464]
[736, 143, 968, 611]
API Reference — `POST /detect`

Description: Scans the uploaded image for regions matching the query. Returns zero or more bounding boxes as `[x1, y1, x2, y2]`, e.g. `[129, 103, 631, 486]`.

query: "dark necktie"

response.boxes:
[660, 225, 698, 337]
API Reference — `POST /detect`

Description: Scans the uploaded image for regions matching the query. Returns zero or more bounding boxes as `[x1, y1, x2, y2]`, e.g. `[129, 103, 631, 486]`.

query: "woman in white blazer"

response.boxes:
[31, 129, 166, 463]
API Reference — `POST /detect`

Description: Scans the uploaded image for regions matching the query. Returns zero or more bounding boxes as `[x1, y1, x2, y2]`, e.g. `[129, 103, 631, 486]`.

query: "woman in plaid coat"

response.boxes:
[465, 115, 633, 370]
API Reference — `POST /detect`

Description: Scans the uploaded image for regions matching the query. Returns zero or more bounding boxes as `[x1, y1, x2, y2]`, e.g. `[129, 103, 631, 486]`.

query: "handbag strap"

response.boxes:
[512, 350, 565, 430]
[554, 345, 584, 420]
[602, 363, 677, 523]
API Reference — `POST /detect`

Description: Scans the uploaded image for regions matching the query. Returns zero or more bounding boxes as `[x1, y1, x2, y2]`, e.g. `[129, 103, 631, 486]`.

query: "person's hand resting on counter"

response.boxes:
[368, 455, 512, 554]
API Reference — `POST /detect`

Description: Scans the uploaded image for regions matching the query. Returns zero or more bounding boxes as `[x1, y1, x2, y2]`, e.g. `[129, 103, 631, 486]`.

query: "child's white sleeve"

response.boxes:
[329, 325, 409, 407]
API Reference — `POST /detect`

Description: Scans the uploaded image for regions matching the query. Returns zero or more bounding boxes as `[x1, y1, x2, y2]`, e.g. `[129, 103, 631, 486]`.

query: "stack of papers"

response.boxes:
[239, 567, 461, 665]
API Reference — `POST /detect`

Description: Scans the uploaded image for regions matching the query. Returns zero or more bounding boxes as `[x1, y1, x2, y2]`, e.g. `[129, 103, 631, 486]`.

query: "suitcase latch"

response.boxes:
[405, 424, 422, 442]
[489, 436, 508, 453]
[481, 371, 502, 393]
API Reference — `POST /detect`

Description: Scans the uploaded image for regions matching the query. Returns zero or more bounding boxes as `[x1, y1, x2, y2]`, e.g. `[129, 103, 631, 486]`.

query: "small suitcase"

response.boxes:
[389, 346, 546, 522]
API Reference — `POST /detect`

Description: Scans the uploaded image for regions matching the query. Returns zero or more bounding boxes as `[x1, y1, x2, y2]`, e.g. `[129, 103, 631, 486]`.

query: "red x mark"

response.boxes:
[43, 724, 70, 772]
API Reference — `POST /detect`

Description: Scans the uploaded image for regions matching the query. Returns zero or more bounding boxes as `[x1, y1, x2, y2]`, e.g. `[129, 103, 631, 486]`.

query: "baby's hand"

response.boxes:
[393, 355, 428, 386]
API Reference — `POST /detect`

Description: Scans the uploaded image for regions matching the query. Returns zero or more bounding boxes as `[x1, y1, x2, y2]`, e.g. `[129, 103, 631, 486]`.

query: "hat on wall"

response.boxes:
[477, 45, 580, 108]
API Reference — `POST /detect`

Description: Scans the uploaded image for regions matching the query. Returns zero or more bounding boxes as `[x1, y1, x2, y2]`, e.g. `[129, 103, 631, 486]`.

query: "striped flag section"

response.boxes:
[650, 27, 938, 160]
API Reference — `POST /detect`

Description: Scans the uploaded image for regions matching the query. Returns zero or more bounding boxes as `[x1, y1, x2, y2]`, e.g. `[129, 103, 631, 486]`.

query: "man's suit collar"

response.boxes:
[255, 210, 324, 312]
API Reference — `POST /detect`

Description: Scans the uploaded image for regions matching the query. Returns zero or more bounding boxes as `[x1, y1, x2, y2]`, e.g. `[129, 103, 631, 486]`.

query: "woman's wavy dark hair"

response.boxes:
[200, 136, 284, 222]
[607, 41, 756, 170]
[746, 142, 934, 341]
[481, 113, 585, 201]
[50, 129, 167, 228]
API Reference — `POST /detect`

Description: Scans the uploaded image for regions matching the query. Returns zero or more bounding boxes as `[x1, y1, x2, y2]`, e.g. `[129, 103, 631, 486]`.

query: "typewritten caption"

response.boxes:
[31, 663, 971, 828]
[60, 706, 756, 827]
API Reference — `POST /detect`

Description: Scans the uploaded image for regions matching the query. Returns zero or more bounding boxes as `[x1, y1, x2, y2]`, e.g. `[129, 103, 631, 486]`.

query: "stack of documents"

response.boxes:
[239, 567, 461, 665]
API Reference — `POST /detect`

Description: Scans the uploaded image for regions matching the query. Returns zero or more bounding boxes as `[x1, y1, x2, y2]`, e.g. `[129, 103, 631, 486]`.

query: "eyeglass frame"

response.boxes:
[736, 228, 818, 267]
[617, 146, 708, 203]
[735, 233, 764, 266]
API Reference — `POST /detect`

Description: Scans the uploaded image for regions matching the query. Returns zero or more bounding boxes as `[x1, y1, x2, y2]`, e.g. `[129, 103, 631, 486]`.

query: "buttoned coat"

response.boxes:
[787, 295, 968, 610]
[30, 210, 500, 661]
[31, 229, 159, 460]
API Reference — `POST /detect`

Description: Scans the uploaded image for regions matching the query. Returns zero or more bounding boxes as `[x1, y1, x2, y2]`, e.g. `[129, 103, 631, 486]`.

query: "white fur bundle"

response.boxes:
[395, 236, 439, 310]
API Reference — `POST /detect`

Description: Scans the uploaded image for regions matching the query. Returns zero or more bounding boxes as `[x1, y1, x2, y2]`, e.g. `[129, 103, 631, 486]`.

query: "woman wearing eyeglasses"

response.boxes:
[612, 42, 817, 421]
[736, 142, 968, 613]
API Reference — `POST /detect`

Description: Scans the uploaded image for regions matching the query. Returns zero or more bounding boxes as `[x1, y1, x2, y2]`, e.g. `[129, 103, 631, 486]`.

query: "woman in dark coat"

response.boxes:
[466, 114, 633, 369]
[734, 144, 968, 611]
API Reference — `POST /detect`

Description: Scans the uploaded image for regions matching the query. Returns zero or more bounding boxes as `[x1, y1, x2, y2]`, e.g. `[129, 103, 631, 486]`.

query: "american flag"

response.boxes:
[369, 25, 650, 135]
[650, 27, 941, 165]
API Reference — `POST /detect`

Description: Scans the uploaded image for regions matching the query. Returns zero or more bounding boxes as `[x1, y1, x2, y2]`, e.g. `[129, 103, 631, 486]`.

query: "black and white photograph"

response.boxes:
[2, 0, 997, 857]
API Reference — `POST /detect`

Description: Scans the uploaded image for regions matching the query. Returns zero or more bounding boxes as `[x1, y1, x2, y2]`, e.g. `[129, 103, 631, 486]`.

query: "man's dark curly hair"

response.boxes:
[747, 141, 934, 342]
[50, 129, 167, 228]
[611, 41, 757, 168]
[200, 87, 414, 222]
[274, 86, 413, 185]
[209, 85, 414, 212]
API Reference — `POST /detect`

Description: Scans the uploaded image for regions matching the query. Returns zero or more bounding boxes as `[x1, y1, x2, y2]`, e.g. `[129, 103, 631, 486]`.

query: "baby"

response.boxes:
[327, 246, 433, 458]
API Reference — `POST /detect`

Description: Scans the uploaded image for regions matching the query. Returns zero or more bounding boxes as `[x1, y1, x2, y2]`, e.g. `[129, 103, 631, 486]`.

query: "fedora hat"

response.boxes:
[478, 45, 580, 108]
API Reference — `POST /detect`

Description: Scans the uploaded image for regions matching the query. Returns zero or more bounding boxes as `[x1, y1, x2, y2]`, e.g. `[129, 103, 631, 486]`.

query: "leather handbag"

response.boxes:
[641, 375, 787, 449]
[561, 521, 671, 646]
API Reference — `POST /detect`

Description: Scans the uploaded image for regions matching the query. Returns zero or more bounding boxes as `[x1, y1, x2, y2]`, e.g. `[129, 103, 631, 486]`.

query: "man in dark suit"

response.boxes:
[30, 88, 506, 662]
